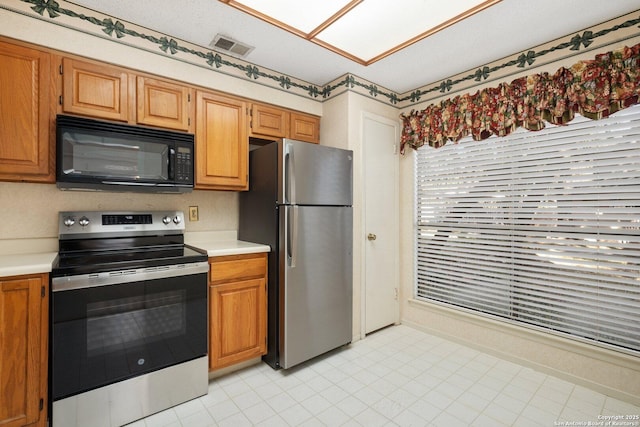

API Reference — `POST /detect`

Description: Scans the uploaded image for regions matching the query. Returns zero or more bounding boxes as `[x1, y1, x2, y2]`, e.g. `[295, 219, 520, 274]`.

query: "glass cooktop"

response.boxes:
[53, 244, 207, 277]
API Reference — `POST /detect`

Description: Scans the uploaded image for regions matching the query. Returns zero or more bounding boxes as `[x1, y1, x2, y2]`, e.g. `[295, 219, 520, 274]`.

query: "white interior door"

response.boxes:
[363, 113, 399, 335]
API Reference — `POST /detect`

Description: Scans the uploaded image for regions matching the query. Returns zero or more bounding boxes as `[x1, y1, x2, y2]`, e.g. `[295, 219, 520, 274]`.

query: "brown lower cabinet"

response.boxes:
[208, 253, 267, 371]
[0, 273, 48, 427]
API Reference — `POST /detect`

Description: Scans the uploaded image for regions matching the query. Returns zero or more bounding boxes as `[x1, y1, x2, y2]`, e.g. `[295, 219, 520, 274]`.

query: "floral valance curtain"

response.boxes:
[400, 43, 640, 153]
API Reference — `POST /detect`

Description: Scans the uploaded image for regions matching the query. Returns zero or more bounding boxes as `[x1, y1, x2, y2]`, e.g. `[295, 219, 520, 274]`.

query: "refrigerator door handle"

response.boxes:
[288, 206, 299, 268]
[284, 151, 290, 204]
[284, 143, 296, 204]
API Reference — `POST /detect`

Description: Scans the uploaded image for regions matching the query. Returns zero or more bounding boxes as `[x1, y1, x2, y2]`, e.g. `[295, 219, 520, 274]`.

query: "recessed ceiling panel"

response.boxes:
[315, 0, 495, 62]
[229, 0, 353, 33]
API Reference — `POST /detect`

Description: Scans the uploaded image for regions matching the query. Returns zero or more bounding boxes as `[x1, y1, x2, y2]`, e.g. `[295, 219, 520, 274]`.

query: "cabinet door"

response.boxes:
[0, 275, 47, 427]
[209, 278, 267, 370]
[61, 57, 129, 121]
[195, 91, 248, 190]
[0, 41, 54, 182]
[136, 76, 191, 131]
[290, 111, 320, 144]
[250, 103, 287, 138]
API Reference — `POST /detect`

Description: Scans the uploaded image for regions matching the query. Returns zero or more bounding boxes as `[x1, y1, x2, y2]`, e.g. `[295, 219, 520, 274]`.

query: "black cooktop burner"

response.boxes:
[53, 237, 207, 277]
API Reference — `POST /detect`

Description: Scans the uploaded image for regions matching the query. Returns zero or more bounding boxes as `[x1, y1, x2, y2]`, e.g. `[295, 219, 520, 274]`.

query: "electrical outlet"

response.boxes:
[188, 206, 199, 221]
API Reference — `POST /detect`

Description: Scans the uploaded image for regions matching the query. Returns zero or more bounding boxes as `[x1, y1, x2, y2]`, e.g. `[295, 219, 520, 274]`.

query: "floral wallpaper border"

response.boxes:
[2, 0, 640, 109]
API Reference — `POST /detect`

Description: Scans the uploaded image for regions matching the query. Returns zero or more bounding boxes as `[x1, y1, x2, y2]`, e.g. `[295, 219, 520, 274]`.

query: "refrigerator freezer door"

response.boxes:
[280, 205, 353, 369]
[279, 140, 353, 206]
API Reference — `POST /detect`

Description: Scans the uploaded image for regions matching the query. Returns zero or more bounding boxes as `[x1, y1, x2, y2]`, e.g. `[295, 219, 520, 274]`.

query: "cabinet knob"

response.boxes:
[367, 233, 377, 241]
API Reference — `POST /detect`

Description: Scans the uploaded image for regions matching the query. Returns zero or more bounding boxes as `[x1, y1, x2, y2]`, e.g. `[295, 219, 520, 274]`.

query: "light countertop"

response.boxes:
[0, 231, 269, 278]
[0, 252, 58, 277]
[185, 231, 270, 257]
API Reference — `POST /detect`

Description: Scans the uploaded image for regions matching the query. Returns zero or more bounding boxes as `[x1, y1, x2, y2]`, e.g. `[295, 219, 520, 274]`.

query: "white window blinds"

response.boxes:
[415, 105, 640, 355]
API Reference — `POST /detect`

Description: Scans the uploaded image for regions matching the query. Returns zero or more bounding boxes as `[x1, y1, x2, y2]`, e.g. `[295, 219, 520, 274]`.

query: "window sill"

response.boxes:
[407, 298, 640, 372]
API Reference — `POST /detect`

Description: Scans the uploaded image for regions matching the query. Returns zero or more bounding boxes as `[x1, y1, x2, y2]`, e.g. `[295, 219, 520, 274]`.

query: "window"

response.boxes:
[415, 105, 640, 355]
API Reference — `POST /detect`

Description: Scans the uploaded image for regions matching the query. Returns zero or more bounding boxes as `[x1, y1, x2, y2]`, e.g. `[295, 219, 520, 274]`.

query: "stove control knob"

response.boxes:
[173, 215, 182, 225]
[162, 216, 172, 225]
[63, 216, 75, 227]
[78, 216, 90, 227]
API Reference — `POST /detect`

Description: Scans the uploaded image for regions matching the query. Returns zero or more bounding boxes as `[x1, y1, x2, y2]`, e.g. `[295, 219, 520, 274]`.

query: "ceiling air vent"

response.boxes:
[209, 34, 254, 58]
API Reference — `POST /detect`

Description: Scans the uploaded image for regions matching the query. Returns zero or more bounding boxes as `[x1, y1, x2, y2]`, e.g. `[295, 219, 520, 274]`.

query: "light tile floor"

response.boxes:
[128, 325, 640, 426]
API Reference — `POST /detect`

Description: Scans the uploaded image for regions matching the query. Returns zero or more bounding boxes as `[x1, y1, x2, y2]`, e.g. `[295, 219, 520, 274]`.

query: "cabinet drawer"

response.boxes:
[209, 253, 267, 283]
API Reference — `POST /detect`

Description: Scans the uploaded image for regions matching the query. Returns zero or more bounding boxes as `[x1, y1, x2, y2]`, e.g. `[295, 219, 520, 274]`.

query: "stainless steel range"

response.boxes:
[50, 211, 209, 427]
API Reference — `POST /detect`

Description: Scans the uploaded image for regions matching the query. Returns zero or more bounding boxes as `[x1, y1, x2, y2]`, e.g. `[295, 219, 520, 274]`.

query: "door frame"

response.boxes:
[360, 112, 400, 338]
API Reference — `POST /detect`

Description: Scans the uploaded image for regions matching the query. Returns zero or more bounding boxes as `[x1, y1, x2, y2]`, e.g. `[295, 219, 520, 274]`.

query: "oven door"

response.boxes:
[51, 263, 208, 401]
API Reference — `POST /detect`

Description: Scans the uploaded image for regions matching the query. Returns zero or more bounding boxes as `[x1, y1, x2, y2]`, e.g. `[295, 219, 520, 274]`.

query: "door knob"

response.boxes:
[367, 233, 377, 241]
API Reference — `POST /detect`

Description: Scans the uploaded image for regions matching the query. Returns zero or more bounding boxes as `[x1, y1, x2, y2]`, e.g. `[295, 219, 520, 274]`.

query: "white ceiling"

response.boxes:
[68, 0, 640, 94]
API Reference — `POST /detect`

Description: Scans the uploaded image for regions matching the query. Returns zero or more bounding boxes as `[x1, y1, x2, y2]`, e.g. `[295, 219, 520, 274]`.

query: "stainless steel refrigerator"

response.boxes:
[239, 139, 353, 369]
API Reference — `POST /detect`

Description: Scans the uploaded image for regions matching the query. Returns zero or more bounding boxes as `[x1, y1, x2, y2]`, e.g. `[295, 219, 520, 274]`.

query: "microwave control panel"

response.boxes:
[174, 144, 194, 184]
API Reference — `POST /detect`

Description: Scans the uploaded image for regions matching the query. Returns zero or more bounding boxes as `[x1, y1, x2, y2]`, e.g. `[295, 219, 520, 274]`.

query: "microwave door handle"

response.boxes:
[168, 148, 175, 180]
[102, 181, 158, 187]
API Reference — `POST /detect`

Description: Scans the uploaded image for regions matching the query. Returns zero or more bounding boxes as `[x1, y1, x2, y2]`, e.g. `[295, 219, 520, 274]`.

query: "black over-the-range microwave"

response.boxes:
[56, 114, 195, 193]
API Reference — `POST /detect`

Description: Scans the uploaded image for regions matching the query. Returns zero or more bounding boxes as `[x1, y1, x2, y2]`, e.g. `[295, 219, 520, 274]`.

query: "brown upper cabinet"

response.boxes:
[136, 76, 192, 131]
[249, 103, 320, 144]
[61, 57, 130, 122]
[60, 57, 193, 131]
[195, 90, 248, 191]
[290, 111, 320, 144]
[249, 103, 288, 138]
[0, 39, 55, 183]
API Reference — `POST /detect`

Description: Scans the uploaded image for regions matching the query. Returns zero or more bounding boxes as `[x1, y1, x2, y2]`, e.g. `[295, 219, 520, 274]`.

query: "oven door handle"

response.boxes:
[51, 261, 209, 292]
